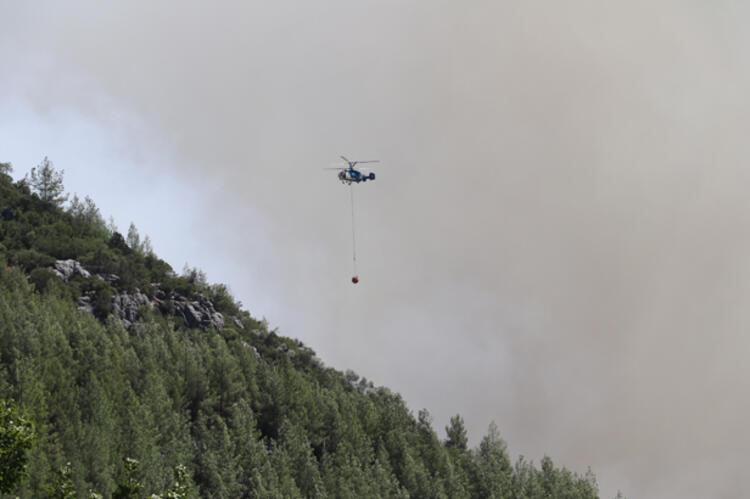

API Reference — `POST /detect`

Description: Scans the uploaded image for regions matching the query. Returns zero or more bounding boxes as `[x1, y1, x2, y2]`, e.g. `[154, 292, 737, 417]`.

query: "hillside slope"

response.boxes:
[0, 161, 601, 498]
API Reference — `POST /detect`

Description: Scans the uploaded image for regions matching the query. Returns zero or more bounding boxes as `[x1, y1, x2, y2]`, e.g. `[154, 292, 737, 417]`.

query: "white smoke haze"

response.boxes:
[3, 1, 750, 497]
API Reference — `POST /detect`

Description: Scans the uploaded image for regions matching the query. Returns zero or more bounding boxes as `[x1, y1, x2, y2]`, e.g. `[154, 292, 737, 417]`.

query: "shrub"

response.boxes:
[0, 401, 34, 493]
[208, 283, 240, 316]
[108, 232, 131, 254]
[87, 279, 114, 320]
[11, 249, 55, 273]
[28, 267, 58, 293]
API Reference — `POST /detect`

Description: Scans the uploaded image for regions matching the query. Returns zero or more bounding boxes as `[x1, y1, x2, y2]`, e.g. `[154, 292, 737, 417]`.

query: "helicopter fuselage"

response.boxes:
[339, 168, 376, 184]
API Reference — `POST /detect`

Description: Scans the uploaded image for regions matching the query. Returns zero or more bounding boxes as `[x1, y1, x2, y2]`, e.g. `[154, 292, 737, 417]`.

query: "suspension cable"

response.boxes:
[350, 184, 357, 275]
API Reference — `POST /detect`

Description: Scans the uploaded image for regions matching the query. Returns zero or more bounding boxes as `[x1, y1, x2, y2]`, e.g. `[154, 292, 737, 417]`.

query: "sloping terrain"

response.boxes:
[0, 163, 600, 497]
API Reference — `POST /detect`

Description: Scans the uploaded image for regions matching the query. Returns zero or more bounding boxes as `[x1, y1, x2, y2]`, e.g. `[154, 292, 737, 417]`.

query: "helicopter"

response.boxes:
[326, 156, 379, 184]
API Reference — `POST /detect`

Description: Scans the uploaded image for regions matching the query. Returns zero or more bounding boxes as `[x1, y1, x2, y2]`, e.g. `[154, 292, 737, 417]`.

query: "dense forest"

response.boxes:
[0, 159, 605, 497]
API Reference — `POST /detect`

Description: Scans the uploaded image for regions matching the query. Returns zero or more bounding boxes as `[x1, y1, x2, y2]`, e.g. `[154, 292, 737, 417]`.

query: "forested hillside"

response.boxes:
[0, 159, 603, 497]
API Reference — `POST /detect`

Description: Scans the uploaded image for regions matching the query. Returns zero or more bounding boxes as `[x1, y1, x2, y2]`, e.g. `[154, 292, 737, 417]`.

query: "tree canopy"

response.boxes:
[0, 159, 608, 497]
[25, 157, 67, 206]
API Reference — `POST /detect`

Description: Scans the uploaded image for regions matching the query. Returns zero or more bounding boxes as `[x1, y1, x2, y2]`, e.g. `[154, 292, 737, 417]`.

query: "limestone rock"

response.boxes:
[77, 294, 93, 314]
[74, 280, 226, 331]
[172, 294, 224, 329]
[112, 289, 151, 324]
[53, 259, 91, 281]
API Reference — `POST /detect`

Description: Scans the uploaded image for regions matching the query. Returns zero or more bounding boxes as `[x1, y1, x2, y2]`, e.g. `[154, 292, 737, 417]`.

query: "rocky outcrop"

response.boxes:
[49, 260, 228, 331]
[109, 289, 225, 330]
[77, 294, 93, 314]
[172, 294, 225, 329]
[112, 290, 152, 328]
[53, 259, 91, 280]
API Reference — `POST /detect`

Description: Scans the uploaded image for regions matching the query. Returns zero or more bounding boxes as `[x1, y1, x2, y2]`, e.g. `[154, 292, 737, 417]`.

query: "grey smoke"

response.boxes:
[3, 2, 750, 497]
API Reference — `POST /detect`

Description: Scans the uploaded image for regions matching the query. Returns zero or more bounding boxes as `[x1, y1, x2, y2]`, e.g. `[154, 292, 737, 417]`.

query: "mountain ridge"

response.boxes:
[0, 159, 605, 498]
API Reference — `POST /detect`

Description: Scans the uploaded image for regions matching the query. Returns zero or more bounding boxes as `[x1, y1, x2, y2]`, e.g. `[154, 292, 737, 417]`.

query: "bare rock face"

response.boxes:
[211, 312, 225, 329]
[173, 294, 224, 329]
[49, 260, 228, 330]
[180, 302, 203, 328]
[109, 289, 225, 330]
[53, 259, 91, 281]
[77, 294, 93, 314]
[112, 289, 151, 327]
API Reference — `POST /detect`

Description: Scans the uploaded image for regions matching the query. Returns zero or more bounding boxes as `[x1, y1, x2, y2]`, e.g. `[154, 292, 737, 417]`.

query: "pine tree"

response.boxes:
[126, 224, 141, 253]
[26, 157, 67, 206]
[445, 414, 468, 451]
[475, 422, 512, 498]
[67, 195, 107, 237]
[112, 457, 143, 499]
[278, 421, 324, 497]
[0, 400, 34, 493]
[45, 462, 76, 499]
[160, 464, 197, 499]
[0, 174, 609, 497]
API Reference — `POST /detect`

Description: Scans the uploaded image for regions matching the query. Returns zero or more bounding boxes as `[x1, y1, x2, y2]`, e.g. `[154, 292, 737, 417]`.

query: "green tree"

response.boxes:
[125, 223, 153, 256]
[0, 162, 12, 177]
[28, 268, 58, 293]
[0, 172, 610, 497]
[0, 400, 35, 493]
[126, 224, 141, 253]
[278, 421, 324, 497]
[445, 414, 468, 451]
[68, 195, 107, 237]
[475, 422, 512, 498]
[26, 157, 67, 206]
[112, 457, 143, 499]
[157, 464, 196, 499]
[46, 462, 76, 499]
[182, 265, 207, 288]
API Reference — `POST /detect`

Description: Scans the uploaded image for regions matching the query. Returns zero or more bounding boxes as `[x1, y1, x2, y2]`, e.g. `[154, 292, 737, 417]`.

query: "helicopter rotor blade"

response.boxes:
[354, 160, 380, 164]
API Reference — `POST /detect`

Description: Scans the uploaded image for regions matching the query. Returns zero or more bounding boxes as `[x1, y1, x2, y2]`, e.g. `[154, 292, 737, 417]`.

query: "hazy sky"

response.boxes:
[4, 2, 750, 497]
